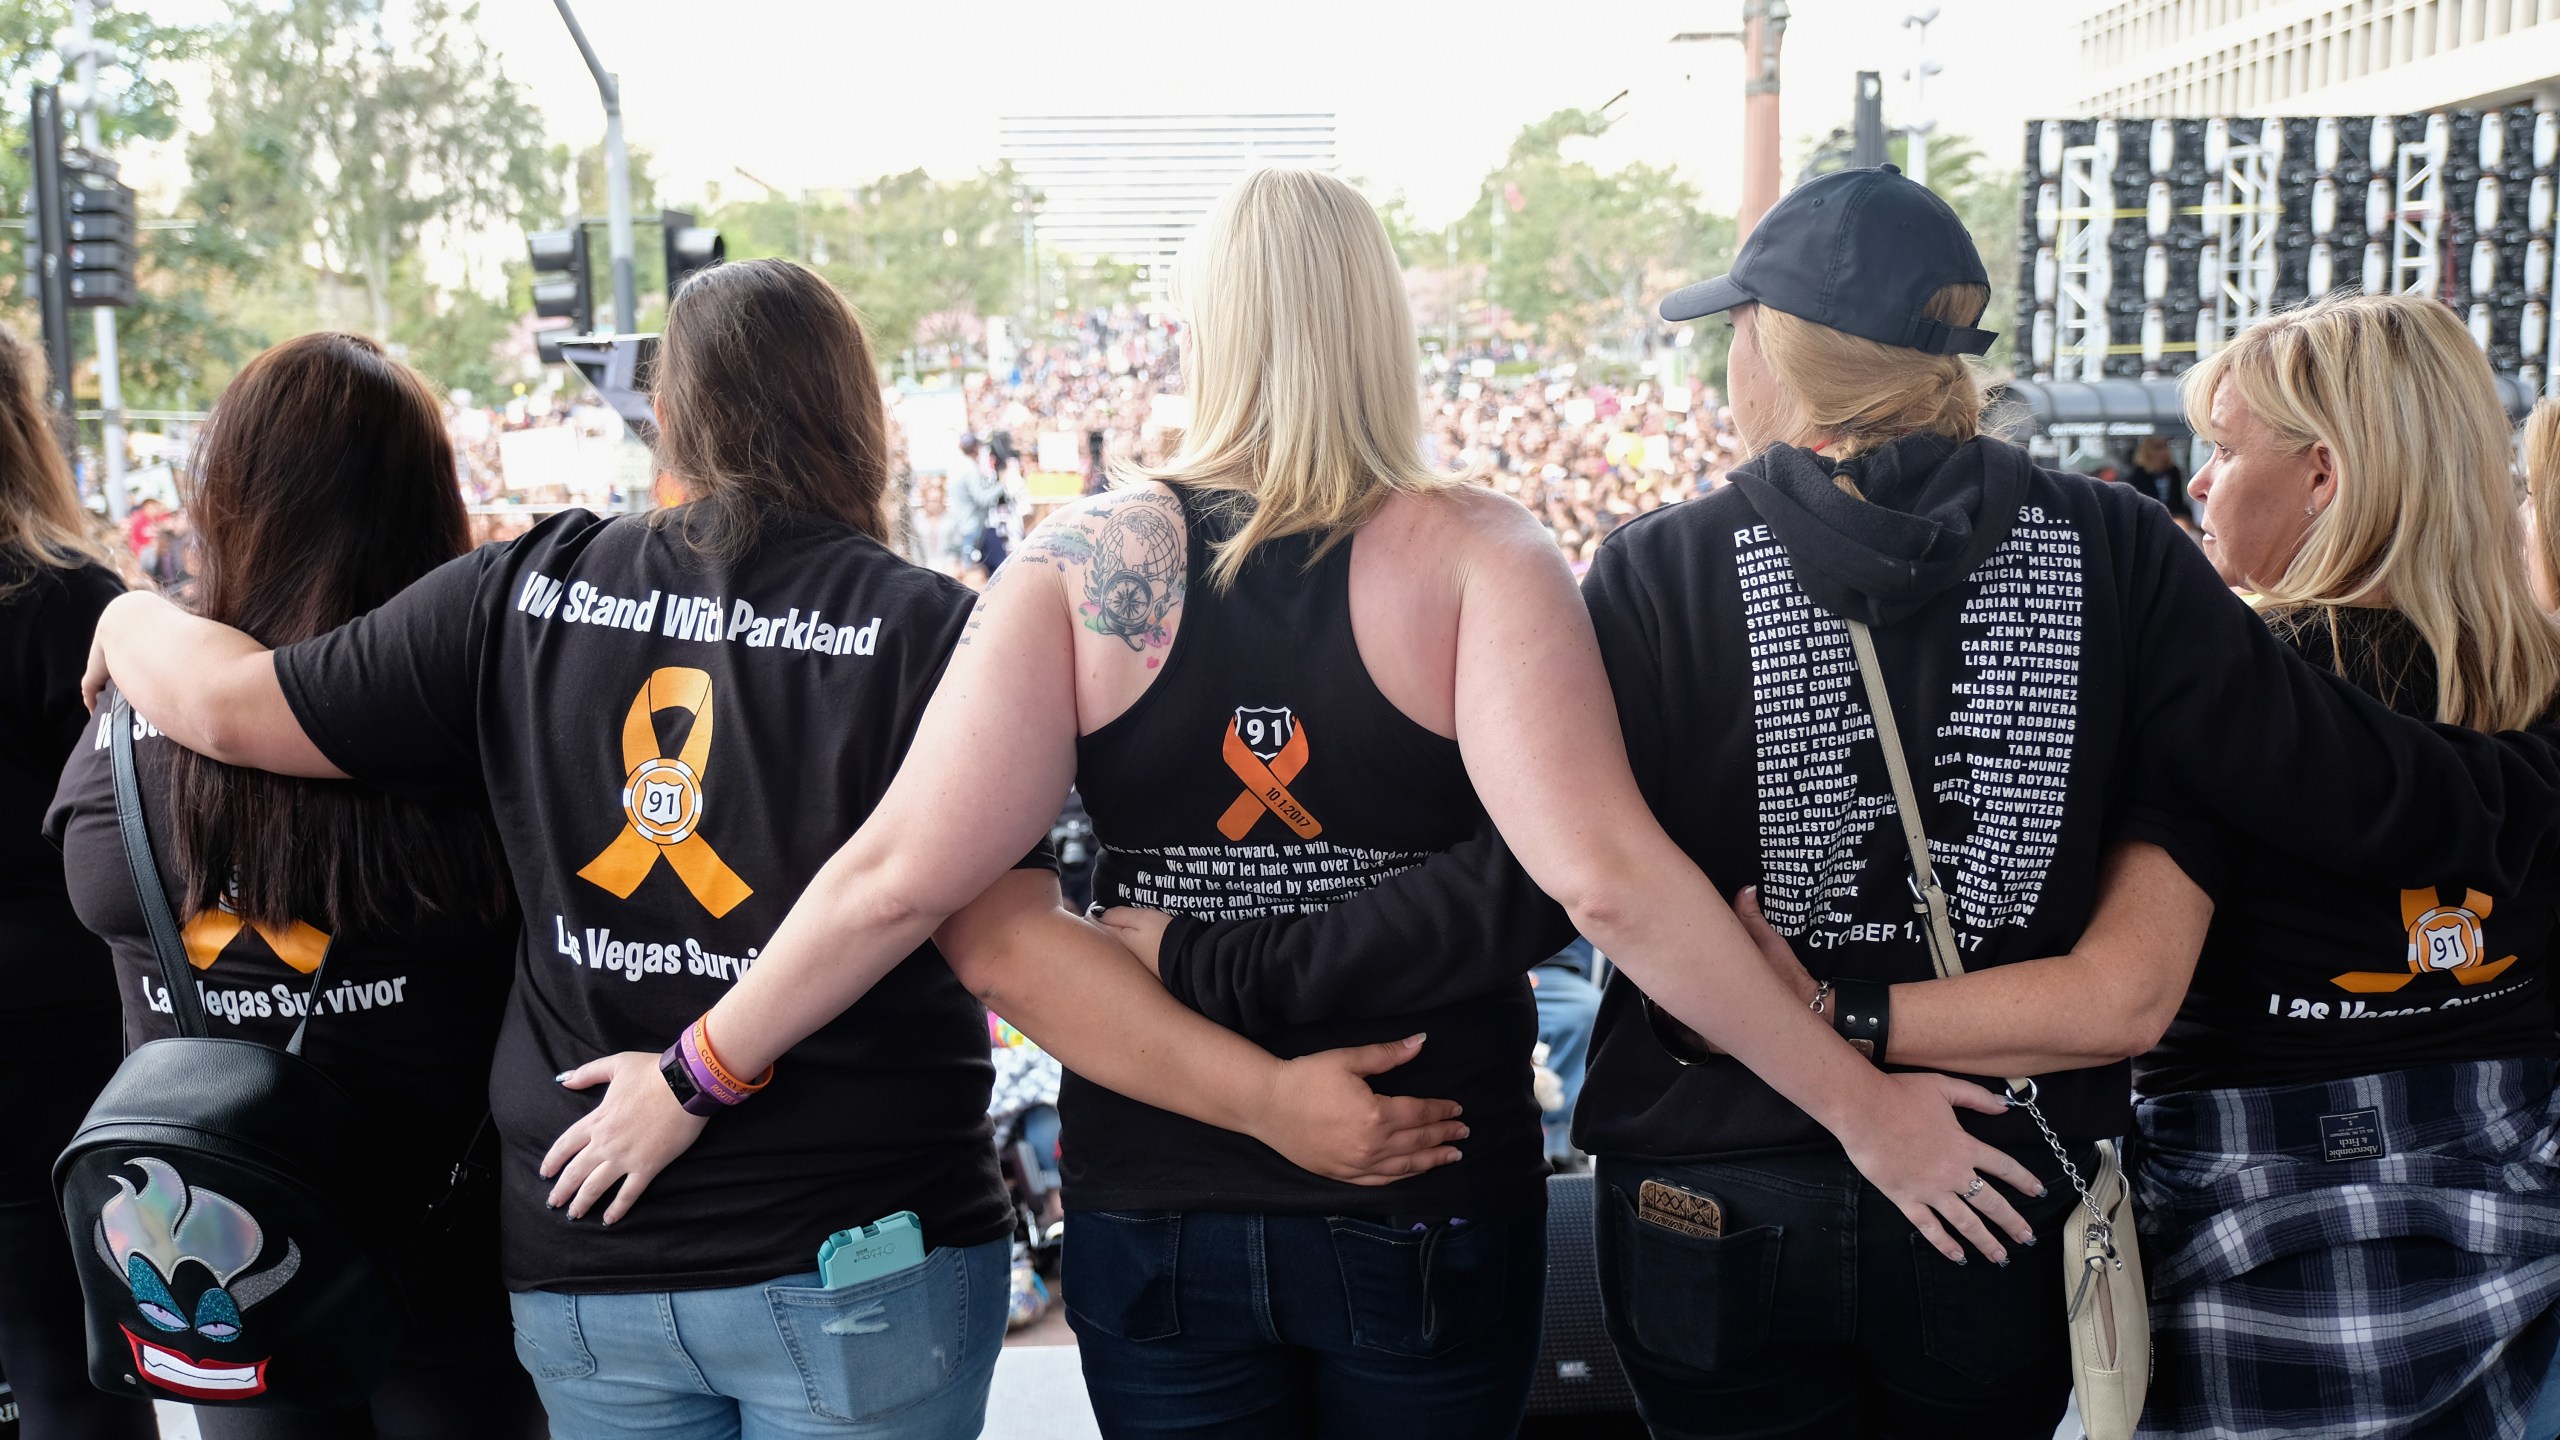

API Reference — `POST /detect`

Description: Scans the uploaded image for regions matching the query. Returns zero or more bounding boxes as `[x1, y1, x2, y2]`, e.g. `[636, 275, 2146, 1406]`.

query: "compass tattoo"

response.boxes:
[1079, 499, 1185, 651]
[978, 488, 1186, 656]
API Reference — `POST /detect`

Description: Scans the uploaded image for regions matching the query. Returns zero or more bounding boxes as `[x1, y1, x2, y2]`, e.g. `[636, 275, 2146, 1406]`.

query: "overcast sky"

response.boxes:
[147, 0, 2083, 223]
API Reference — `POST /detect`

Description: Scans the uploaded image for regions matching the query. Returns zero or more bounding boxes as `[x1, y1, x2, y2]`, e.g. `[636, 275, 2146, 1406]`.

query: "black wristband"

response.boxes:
[1831, 977, 1891, 1064]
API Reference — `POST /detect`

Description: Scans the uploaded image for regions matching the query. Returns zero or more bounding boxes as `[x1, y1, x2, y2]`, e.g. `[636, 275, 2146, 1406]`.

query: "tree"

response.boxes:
[839, 166, 1024, 362]
[1444, 109, 1735, 360]
[707, 165, 1026, 366]
[188, 0, 551, 350]
[0, 3, 242, 411]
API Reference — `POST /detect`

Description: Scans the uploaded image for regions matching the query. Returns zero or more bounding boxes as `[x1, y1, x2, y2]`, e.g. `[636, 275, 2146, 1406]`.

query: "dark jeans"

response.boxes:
[1595, 1150, 2080, 1440]
[0, 1003, 157, 1440]
[1066, 1208, 1545, 1439]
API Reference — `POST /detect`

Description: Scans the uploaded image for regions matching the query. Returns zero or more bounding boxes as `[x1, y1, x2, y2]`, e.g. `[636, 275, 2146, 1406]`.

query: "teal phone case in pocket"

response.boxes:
[817, 1210, 927, 1289]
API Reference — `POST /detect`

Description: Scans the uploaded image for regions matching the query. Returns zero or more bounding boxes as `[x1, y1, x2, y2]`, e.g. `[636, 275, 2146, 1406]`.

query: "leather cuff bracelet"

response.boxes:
[1830, 977, 1891, 1063]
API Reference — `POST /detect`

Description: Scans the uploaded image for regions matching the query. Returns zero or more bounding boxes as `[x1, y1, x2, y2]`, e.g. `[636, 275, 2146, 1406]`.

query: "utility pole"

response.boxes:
[552, 0, 636, 334]
[27, 87, 72, 446]
[1672, 0, 1789, 242]
[1739, 0, 1788, 238]
[1904, 7, 1942, 190]
[63, 0, 125, 518]
[1852, 72, 1887, 169]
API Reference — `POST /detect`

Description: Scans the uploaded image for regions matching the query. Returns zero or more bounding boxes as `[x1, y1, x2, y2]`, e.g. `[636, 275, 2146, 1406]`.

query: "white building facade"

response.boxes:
[997, 114, 1338, 299]
[2076, 0, 2560, 116]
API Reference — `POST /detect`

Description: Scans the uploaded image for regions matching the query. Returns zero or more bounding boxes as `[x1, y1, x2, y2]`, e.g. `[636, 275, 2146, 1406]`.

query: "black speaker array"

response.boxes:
[2018, 106, 2558, 388]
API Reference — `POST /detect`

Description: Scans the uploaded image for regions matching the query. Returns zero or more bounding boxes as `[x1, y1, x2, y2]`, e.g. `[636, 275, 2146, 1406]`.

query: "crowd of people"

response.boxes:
[8, 157, 2560, 1440]
[890, 315, 1752, 590]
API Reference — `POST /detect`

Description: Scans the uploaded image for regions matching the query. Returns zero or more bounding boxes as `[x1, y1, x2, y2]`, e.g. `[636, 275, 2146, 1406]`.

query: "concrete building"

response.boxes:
[997, 113, 1337, 299]
[2075, 0, 2560, 116]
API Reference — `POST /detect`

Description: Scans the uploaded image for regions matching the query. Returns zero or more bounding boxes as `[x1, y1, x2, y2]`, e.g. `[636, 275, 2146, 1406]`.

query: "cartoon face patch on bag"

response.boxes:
[92, 1158, 300, 1399]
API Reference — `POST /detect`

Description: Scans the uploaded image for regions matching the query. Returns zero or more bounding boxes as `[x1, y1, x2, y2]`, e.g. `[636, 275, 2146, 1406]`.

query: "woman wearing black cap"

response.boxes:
[1116, 166, 2560, 1438]
[475, 169, 2060, 1438]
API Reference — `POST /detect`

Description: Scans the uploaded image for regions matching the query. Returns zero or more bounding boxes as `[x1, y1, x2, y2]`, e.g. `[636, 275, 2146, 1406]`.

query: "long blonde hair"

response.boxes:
[1751, 284, 1992, 459]
[1143, 168, 1459, 587]
[2522, 398, 2560, 612]
[0, 324, 110, 593]
[2183, 293, 2560, 731]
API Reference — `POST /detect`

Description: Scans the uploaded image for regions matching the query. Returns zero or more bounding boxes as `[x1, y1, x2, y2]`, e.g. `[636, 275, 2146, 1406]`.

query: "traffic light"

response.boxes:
[662, 208, 723, 301]
[528, 226, 592, 365]
[63, 174, 135, 308]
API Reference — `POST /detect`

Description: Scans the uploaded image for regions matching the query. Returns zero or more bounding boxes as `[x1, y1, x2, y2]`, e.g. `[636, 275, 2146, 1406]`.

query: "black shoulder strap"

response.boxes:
[110, 697, 208, 1039]
[110, 696, 342, 1051]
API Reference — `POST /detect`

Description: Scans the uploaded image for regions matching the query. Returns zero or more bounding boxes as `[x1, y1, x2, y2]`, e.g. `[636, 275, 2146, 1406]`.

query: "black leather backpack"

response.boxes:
[52, 701, 410, 1409]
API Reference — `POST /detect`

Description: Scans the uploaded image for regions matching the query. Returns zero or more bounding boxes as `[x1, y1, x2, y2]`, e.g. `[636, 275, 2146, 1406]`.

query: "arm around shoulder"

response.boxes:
[88, 590, 342, 778]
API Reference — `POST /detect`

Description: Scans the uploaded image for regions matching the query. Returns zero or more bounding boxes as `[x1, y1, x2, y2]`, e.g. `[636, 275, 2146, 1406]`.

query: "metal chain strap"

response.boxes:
[2009, 1079, 2112, 1235]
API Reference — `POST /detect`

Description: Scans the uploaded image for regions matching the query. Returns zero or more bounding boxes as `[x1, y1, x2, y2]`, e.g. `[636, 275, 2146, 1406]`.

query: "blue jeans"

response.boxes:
[1532, 958, 1602, 1163]
[2529, 1342, 2560, 1439]
[508, 1238, 1008, 1440]
[1065, 1208, 1544, 1439]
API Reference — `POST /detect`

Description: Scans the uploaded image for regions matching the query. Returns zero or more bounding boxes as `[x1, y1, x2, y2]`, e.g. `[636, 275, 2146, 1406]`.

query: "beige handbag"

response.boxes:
[1844, 618, 2150, 1440]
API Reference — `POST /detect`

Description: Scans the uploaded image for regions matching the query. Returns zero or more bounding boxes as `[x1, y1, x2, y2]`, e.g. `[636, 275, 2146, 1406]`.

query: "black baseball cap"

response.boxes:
[1659, 164, 1996, 356]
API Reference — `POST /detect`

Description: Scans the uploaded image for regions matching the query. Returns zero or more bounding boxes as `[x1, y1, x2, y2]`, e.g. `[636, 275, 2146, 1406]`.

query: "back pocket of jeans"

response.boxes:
[1063, 1211, 1183, 1342]
[1327, 1216, 1514, 1359]
[767, 1249, 965, 1422]
[1605, 1183, 1781, 1373]
[1907, 1230, 2061, 1386]
[507, 1291, 595, 1382]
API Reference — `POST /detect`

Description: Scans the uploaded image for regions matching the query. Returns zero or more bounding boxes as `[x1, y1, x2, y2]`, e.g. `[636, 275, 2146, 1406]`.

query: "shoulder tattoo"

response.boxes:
[959, 489, 1187, 655]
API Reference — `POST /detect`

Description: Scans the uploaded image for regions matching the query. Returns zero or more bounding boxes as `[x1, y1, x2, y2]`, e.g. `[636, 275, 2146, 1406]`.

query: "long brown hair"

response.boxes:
[649, 258, 893, 558]
[0, 323, 112, 594]
[169, 332, 507, 932]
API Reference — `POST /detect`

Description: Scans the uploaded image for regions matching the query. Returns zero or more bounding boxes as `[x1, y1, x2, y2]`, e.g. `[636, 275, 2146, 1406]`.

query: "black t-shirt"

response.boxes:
[270, 507, 1017, 1293]
[2133, 607, 2560, 1093]
[1157, 436, 2560, 1167]
[1, 556, 122, 1016]
[43, 691, 514, 1322]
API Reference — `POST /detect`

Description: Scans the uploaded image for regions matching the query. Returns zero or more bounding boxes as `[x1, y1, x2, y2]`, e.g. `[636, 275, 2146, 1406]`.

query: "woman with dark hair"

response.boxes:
[46, 331, 542, 1439]
[508, 172, 2052, 1439]
[0, 322, 154, 1440]
[76, 259, 1476, 1437]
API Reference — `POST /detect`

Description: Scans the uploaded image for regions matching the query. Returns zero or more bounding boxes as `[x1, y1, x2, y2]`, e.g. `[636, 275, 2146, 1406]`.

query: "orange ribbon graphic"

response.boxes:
[1218, 718, 1322, 841]
[576, 667, 754, 918]
[2331, 886, 2518, 993]
[180, 911, 329, 975]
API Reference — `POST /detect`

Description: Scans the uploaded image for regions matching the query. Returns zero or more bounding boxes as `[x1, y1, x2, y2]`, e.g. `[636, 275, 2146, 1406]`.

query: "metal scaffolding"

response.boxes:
[2054, 144, 2112, 383]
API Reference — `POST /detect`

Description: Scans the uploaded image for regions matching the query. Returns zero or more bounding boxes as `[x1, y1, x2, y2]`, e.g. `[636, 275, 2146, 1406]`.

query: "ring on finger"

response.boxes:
[1962, 1175, 1986, 1199]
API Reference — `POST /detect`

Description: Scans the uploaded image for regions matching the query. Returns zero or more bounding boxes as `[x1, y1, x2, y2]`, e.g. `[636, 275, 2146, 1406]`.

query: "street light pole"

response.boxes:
[65, 0, 125, 519]
[1672, 0, 1788, 242]
[551, 0, 636, 334]
[1904, 7, 1942, 191]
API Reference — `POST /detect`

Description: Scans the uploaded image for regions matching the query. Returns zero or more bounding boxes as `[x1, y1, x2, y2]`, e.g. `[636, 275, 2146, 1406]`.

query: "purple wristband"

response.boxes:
[660, 1031, 743, 1116]
[678, 1024, 754, 1107]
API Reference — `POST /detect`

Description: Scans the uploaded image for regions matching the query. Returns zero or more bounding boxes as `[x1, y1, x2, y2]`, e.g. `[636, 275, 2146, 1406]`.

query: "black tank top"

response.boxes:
[1066, 486, 1544, 1217]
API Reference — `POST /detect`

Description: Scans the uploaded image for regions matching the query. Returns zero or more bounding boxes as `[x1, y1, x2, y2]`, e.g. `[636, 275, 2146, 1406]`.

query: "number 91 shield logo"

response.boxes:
[624, 757, 701, 844]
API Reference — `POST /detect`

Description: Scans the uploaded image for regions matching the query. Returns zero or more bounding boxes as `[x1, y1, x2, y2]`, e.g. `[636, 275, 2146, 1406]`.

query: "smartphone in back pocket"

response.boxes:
[817, 1210, 926, 1289]
[1636, 1179, 1725, 1238]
